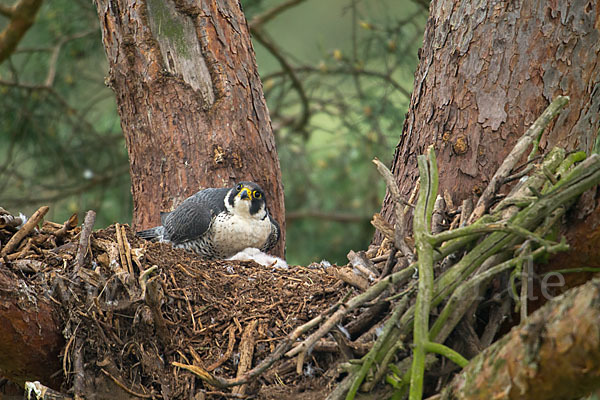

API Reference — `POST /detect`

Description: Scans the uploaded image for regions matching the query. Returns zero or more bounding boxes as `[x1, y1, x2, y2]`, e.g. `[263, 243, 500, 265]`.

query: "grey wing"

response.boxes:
[163, 187, 230, 244]
[261, 214, 281, 252]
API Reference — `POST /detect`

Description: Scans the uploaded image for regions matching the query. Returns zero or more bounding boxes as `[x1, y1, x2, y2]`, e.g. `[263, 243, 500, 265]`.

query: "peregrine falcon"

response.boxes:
[136, 181, 280, 259]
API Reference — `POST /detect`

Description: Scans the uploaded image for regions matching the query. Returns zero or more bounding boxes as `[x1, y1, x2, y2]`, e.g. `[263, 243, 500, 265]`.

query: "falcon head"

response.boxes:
[226, 181, 269, 219]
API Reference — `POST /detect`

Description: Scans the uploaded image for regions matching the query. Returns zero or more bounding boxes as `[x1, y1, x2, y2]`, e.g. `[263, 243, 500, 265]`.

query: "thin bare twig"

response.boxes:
[100, 369, 152, 398]
[286, 210, 370, 223]
[74, 210, 96, 273]
[373, 158, 415, 261]
[251, 28, 310, 133]
[263, 65, 411, 98]
[0, 205, 48, 256]
[249, 0, 307, 28]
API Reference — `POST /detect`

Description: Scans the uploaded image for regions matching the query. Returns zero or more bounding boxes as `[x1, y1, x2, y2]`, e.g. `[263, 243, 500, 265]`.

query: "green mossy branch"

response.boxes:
[409, 146, 438, 400]
[423, 342, 468, 368]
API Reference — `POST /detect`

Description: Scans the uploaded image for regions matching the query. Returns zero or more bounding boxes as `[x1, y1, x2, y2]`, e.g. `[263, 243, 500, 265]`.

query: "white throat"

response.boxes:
[224, 190, 266, 220]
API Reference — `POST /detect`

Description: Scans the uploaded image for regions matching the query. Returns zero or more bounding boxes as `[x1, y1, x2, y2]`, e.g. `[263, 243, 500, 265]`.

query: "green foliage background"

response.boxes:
[0, 0, 426, 265]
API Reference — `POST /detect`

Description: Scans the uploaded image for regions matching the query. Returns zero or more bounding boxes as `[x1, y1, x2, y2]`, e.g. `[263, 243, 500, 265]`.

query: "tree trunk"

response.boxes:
[94, 0, 285, 256]
[377, 0, 600, 271]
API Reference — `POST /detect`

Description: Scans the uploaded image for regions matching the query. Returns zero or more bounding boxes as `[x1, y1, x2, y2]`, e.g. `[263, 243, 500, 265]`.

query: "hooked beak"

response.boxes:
[239, 187, 251, 200]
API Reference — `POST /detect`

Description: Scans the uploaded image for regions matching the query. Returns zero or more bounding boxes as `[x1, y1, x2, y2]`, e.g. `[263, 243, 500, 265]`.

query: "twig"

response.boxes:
[371, 251, 392, 263]
[459, 198, 473, 228]
[331, 329, 353, 361]
[372, 158, 415, 261]
[0, 205, 48, 256]
[206, 325, 236, 371]
[423, 342, 468, 368]
[74, 210, 96, 273]
[347, 250, 377, 280]
[54, 213, 78, 238]
[44, 29, 96, 87]
[145, 276, 171, 347]
[233, 320, 258, 396]
[518, 243, 532, 320]
[173, 337, 295, 388]
[378, 247, 398, 279]
[429, 243, 569, 341]
[335, 267, 369, 290]
[62, 326, 78, 380]
[503, 164, 535, 184]
[115, 223, 133, 274]
[431, 195, 446, 234]
[115, 223, 128, 273]
[73, 341, 85, 398]
[286, 265, 415, 361]
[371, 213, 395, 242]
[251, 28, 310, 133]
[313, 339, 371, 356]
[0, 0, 44, 64]
[410, 146, 438, 400]
[0, 3, 13, 17]
[469, 96, 569, 223]
[100, 369, 152, 398]
[0, 212, 23, 229]
[248, 0, 306, 28]
[203, 391, 245, 399]
[263, 65, 412, 99]
[430, 222, 558, 248]
[346, 294, 411, 400]
[6, 238, 32, 260]
[480, 296, 511, 347]
[493, 147, 565, 216]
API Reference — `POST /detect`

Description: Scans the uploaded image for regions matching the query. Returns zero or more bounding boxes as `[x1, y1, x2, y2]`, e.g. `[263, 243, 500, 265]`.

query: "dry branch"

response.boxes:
[1, 205, 48, 256]
[74, 210, 95, 273]
[233, 320, 258, 396]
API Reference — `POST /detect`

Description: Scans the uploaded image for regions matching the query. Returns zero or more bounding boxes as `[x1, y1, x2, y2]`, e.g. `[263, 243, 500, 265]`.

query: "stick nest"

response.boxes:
[0, 211, 369, 399]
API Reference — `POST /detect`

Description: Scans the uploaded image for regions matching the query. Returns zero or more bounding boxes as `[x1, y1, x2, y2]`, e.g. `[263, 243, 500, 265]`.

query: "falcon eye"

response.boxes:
[236, 184, 243, 191]
[253, 190, 262, 199]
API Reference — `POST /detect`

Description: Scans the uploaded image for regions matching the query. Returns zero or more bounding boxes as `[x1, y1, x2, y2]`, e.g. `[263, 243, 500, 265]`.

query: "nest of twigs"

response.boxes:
[1, 204, 414, 399]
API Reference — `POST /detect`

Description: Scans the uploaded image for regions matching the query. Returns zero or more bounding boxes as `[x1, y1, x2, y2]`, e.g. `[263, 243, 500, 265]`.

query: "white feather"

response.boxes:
[228, 247, 288, 269]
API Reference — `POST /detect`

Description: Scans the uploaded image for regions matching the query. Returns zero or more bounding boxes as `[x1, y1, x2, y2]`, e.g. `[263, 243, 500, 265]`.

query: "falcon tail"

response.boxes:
[136, 226, 167, 242]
